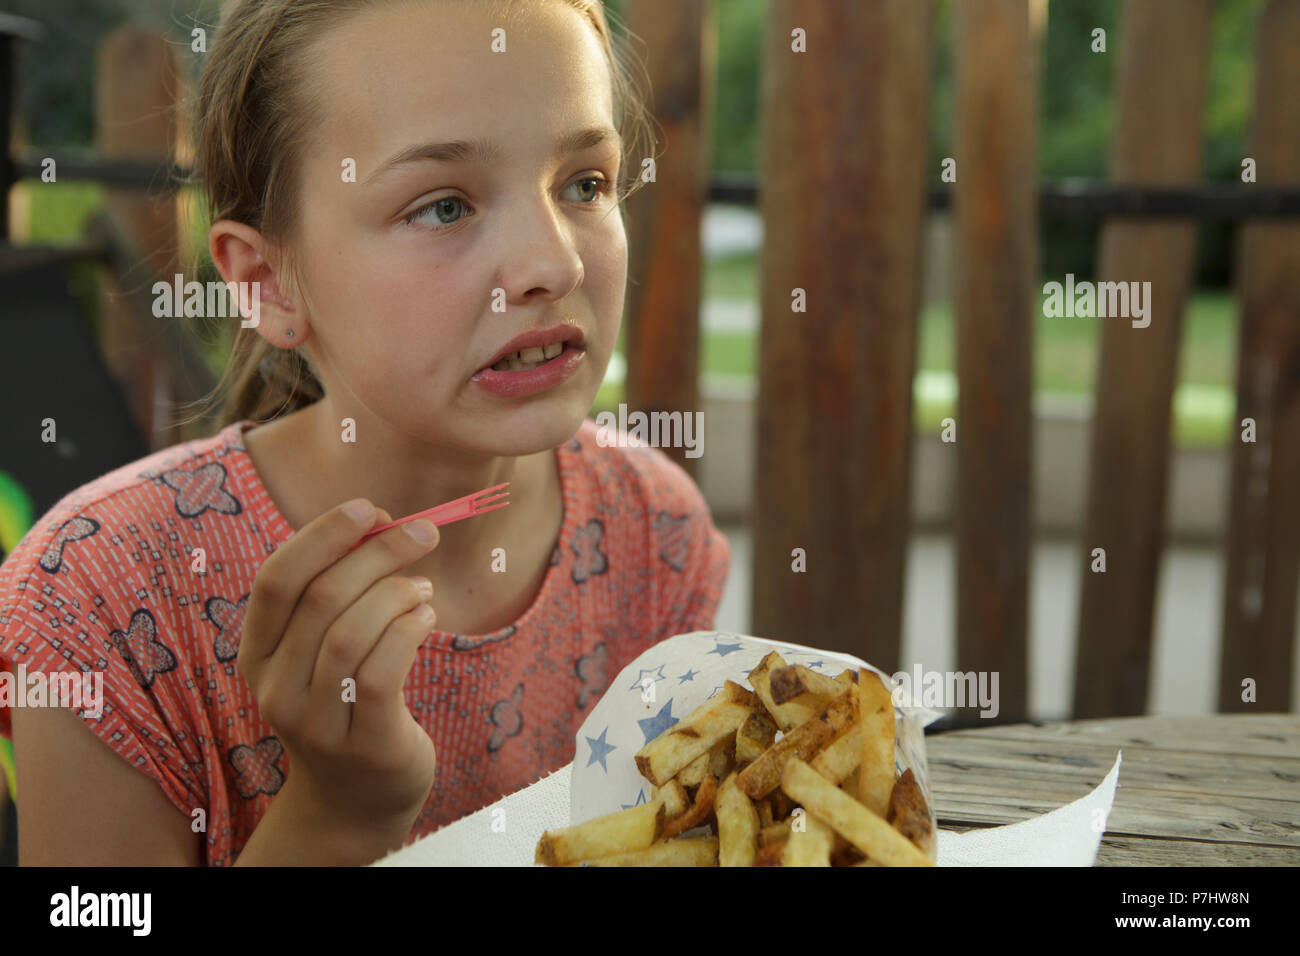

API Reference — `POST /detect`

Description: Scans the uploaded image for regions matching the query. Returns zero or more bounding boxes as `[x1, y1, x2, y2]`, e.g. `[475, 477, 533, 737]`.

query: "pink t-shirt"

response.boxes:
[0, 417, 729, 865]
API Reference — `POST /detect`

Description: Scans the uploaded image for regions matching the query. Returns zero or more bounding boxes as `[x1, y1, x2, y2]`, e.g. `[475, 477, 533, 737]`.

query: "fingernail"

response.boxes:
[413, 577, 434, 596]
[343, 498, 373, 523]
[404, 519, 438, 545]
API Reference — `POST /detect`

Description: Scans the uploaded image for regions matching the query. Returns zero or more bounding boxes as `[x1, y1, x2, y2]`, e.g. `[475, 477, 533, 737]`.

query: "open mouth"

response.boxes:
[470, 324, 588, 397]
[487, 341, 570, 373]
[474, 324, 587, 376]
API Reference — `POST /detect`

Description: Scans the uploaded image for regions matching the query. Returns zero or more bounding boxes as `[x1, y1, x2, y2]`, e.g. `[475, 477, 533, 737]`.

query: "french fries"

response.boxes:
[678, 752, 710, 789]
[857, 669, 897, 817]
[746, 652, 804, 732]
[781, 810, 835, 866]
[735, 708, 779, 764]
[810, 724, 863, 784]
[578, 837, 718, 867]
[662, 772, 718, 839]
[535, 657, 936, 867]
[735, 684, 857, 799]
[634, 680, 756, 787]
[758, 820, 792, 846]
[770, 663, 849, 705]
[783, 758, 932, 867]
[534, 800, 665, 866]
[887, 768, 935, 859]
[652, 778, 690, 821]
[715, 771, 760, 866]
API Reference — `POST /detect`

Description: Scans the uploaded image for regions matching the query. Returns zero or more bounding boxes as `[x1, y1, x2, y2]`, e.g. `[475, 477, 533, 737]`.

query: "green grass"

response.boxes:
[19, 180, 105, 240]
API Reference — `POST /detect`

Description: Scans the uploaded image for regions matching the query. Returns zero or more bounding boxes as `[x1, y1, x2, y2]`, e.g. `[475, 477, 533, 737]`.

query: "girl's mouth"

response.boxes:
[469, 342, 587, 398]
[488, 342, 565, 372]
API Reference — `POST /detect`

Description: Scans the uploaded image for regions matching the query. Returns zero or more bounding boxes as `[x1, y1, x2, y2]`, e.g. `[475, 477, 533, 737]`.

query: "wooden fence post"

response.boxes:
[621, 0, 712, 474]
[1219, 0, 1300, 713]
[951, 0, 1041, 723]
[752, 0, 933, 666]
[94, 28, 180, 451]
[1073, 0, 1213, 718]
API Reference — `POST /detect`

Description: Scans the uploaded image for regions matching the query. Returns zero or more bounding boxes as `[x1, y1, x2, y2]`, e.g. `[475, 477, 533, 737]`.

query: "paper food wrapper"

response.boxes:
[569, 630, 940, 859]
[374, 630, 1123, 866]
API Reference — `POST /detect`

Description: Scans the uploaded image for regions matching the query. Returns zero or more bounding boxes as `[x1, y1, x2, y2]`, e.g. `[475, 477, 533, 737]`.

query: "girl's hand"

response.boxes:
[238, 498, 440, 840]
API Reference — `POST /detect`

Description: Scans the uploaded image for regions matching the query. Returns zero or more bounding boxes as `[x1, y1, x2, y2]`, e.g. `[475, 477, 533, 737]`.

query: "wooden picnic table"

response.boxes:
[926, 714, 1300, 865]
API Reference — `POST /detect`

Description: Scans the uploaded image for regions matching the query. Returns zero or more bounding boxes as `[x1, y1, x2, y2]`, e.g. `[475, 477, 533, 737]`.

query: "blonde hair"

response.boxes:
[179, 0, 655, 431]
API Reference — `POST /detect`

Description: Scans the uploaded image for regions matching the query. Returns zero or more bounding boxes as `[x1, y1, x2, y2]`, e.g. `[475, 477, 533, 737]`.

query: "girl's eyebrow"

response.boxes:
[365, 126, 622, 184]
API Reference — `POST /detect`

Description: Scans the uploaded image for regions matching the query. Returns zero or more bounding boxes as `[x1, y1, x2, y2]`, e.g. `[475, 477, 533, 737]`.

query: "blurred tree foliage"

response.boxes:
[10, 0, 1263, 286]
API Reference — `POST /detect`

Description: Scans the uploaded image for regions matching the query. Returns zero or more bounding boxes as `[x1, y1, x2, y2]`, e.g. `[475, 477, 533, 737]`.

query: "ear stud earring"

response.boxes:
[286, 329, 295, 338]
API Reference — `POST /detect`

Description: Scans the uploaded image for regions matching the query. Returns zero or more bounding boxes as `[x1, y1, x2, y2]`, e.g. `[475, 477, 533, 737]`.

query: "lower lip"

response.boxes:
[469, 345, 586, 398]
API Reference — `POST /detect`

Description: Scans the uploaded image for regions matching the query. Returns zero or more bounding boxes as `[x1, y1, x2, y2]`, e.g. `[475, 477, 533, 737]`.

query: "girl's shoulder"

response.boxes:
[0, 422, 264, 839]
[0, 420, 270, 615]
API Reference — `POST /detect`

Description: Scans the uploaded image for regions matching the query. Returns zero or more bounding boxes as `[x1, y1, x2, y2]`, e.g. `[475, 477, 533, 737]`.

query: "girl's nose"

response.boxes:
[495, 203, 586, 304]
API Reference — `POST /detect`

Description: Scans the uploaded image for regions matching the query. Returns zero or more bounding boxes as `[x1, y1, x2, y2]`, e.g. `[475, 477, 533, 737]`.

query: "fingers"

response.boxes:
[267, 515, 440, 693]
[348, 604, 438, 742]
[240, 498, 380, 669]
[308, 574, 435, 739]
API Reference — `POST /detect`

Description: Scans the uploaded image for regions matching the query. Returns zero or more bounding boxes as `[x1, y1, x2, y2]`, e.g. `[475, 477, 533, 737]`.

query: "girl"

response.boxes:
[0, 0, 729, 866]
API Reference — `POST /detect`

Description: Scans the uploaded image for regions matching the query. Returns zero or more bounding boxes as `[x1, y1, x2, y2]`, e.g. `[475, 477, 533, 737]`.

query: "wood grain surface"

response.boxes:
[927, 714, 1300, 865]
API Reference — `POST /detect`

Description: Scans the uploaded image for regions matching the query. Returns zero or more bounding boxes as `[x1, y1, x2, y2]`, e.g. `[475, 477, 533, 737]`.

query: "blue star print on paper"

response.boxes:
[621, 789, 648, 810]
[678, 668, 698, 684]
[628, 664, 667, 692]
[586, 727, 616, 773]
[637, 700, 678, 743]
[707, 639, 743, 658]
[788, 650, 826, 669]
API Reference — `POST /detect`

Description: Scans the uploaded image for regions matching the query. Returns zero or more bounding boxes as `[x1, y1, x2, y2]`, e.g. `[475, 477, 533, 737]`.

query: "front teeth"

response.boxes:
[490, 342, 568, 372]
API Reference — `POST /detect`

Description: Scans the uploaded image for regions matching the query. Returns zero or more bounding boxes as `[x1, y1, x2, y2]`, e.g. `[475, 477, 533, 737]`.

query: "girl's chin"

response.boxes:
[474, 400, 591, 451]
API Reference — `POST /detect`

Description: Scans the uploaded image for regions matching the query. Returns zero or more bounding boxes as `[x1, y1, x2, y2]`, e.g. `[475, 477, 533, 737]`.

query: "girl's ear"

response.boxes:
[208, 220, 301, 345]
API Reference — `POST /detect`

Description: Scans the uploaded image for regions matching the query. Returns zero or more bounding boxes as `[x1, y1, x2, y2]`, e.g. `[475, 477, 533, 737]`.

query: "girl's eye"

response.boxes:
[402, 177, 613, 229]
[404, 196, 469, 228]
[563, 176, 613, 203]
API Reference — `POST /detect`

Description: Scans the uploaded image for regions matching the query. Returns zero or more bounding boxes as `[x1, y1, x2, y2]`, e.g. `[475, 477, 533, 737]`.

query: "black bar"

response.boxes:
[710, 173, 1300, 220]
[13, 154, 189, 192]
[0, 864, 1283, 937]
[10, 154, 1300, 220]
[1036, 180, 1300, 218]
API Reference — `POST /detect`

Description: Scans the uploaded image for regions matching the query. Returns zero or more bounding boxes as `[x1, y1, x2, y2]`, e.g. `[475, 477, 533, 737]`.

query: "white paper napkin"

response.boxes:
[374, 631, 1124, 867]
[935, 750, 1123, 865]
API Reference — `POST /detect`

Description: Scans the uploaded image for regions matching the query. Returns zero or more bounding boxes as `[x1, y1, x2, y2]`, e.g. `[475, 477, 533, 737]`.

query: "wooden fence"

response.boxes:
[620, 0, 1300, 719]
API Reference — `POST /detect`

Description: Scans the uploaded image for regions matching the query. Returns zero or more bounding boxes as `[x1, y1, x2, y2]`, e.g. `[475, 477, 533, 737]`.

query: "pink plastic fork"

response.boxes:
[347, 482, 510, 552]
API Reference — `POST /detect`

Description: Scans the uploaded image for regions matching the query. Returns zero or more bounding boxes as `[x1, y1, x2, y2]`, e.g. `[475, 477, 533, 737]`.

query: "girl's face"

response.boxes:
[287, 0, 627, 456]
